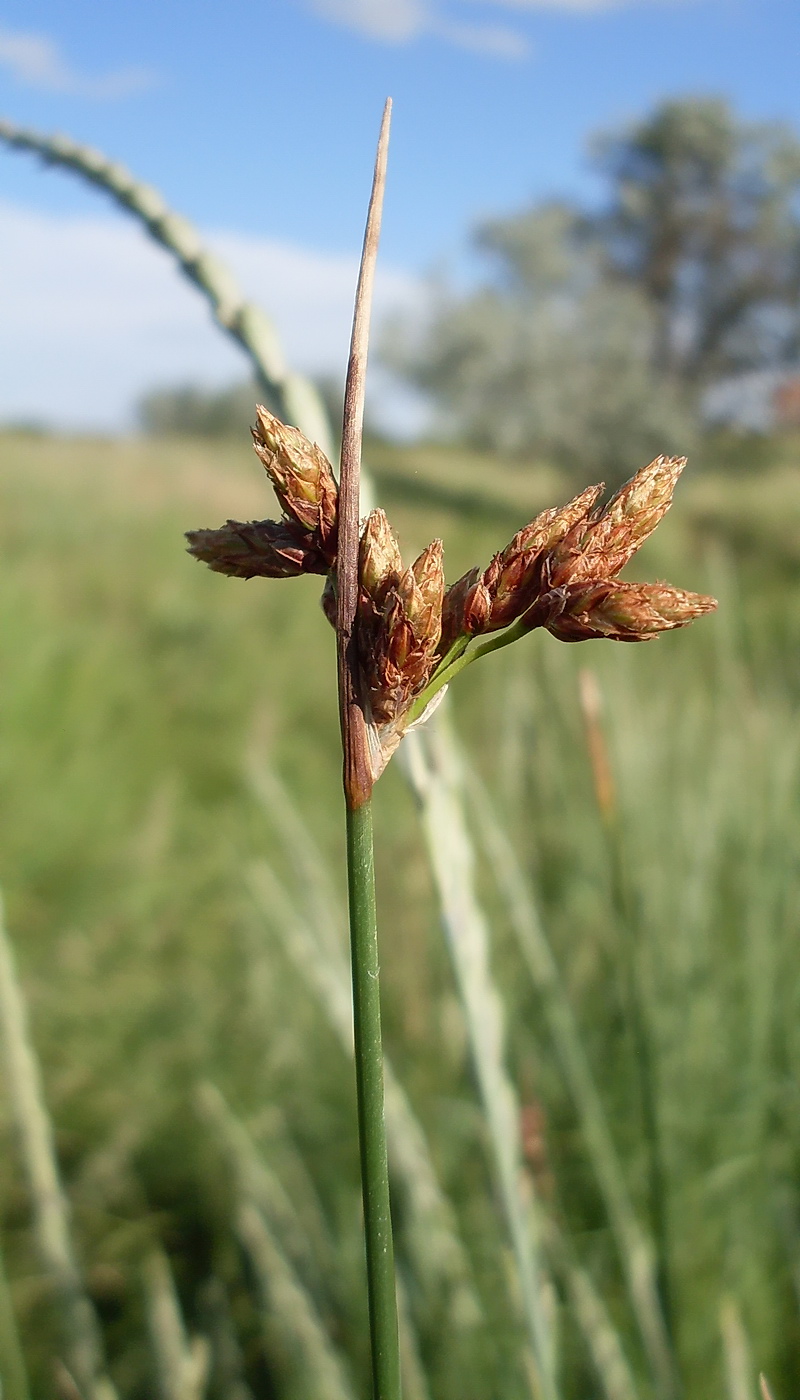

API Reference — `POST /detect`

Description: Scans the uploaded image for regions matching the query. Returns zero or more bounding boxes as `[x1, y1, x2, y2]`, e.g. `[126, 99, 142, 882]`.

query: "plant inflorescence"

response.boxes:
[187, 408, 716, 788]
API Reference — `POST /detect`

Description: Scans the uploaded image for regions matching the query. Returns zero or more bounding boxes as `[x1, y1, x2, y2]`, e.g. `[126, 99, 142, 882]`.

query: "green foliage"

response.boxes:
[384, 97, 800, 479]
[137, 377, 345, 445]
[592, 97, 800, 382]
[0, 432, 798, 1398]
[137, 379, 267, 439]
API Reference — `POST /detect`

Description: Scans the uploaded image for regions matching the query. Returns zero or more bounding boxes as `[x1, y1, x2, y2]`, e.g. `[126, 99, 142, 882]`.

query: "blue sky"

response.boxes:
[0, 0, 797, 430]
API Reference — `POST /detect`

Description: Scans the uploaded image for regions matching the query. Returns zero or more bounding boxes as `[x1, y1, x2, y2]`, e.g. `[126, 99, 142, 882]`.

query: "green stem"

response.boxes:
[345, 798, 401, 1400]
[408, 617, 533, 727]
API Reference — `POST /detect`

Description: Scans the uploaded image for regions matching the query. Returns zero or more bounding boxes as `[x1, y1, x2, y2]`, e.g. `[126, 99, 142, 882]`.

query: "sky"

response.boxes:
[0, 0, 797, 432]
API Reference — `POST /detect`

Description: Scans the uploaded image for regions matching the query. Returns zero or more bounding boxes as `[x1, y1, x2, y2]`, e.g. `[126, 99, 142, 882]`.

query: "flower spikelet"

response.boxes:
[481, 483, 604, 631]
[358, 517, 444, 728]
[439, 483, 602, 651]
[546, 580, 717, 643]
[186, 519, 327, 578]
[359, 508, 403, 604]
[251, 404, 338, 563]
[547, 456, 685, 589]
[439, 567, 491, 654]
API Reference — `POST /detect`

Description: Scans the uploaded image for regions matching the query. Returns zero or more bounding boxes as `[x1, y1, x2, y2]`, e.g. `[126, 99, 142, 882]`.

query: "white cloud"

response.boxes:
[310, 0, 529, 54]
[0, 200, 428, 435]
[468, 0, 675, 10]
[433, 18, 530, 56]
[308, 0, 692, 53]
[312, 0, 429, 42]
[0, 27, 155, 98]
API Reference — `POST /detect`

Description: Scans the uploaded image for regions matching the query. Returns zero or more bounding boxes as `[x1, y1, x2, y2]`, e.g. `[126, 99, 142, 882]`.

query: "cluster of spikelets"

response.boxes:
[187, 406, 716, 770]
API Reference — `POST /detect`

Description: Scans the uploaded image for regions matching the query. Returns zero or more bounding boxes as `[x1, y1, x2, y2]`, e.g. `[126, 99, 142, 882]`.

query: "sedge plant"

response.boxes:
[185, 104, 717, 1400]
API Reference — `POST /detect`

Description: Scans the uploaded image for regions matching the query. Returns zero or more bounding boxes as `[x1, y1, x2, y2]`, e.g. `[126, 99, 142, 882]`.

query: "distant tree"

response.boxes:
[384, 205, 694, 480]
[137, 379, 264, 438]
[384, 97, 800, 475]
[137, 375, 347, 443]
[591, 97, 800, 383]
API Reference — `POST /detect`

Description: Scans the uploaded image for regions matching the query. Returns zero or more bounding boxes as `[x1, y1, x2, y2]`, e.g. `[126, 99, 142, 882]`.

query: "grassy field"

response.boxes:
[0, 428, 798, 1400]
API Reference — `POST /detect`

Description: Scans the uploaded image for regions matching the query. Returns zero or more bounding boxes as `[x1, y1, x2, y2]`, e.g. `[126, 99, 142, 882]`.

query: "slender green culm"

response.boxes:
[347, 801, 400, 1400]
[334, 100, 401, 1400]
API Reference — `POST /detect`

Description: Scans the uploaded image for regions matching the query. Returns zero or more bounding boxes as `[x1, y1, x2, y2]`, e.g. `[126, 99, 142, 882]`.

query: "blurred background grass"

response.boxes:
[0, 423, 797, 1397]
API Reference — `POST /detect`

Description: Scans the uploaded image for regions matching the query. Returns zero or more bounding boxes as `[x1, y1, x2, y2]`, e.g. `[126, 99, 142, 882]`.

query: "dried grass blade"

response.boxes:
[143, 1249, 210, 1400]
[544, 1219, 640, 1400]
[0, 894, 117, 1400]
[403, 721, 558, 1400]
[719, 1296, 754, 1400]
[236, 1201, 354, 1400]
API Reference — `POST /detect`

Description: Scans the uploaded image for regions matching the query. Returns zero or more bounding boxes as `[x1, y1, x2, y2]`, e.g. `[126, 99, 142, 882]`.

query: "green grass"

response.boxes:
[0, 428, 798, 1399]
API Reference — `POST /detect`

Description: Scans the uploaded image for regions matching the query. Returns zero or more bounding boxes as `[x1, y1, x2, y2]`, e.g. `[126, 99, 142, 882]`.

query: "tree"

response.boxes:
[383, 205, 694, 481]
[590, 97, 800, 383]
[384, 97, 800, 476]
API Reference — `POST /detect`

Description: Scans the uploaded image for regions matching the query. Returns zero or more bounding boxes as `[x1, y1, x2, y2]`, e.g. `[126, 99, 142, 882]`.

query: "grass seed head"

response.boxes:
[189, 411, 716, 780]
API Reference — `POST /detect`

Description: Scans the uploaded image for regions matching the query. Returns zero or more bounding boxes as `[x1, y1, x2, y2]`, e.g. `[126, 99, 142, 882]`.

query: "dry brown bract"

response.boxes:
[187, 418, 716, 777]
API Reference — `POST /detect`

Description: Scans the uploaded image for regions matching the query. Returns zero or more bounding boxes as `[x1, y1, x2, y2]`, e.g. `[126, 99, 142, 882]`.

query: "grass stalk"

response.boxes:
[0, 893, 117, 1400]
[345, 800, 399, 1400]
[236, 1203, 355, 1400]
[718, 1296, 753, 1400]
[0, 119, 333, 459]
[246, 850, 478, 1323]
[196, 1086, 355, 1400]
[404, 720, 558, 1400]
[0, 1232, 30, 1400]
[142, 1249, 210, 1400]
[465, 757, 675, 1397]
[543, 1220, 640, 1400]
[577, 670, 677, 1385]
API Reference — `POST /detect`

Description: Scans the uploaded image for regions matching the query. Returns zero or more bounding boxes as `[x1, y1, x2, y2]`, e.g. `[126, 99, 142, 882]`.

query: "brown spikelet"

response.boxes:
[482, 483, 604, 630]
[359, 534, 444, 728]
[359, 509, 403, 603]
[186, 519, 327, 578]
[441, 484, 605, 648]
[440, 568, 490, 653]
[548, 456, 685, 588]
[546, 580, 717, 643]
[410, 538, 445, 637]
[252, 404, 338, 562]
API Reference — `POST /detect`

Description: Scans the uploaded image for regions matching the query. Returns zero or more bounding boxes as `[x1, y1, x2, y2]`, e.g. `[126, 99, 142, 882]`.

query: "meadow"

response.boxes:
[0, 426, 797, 1400]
